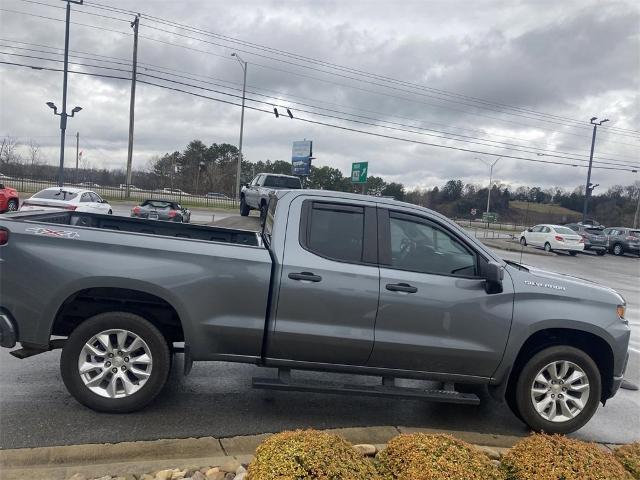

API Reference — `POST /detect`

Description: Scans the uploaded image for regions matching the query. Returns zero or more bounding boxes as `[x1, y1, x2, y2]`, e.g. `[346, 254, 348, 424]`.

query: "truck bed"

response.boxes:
[5, 210, 260, 246]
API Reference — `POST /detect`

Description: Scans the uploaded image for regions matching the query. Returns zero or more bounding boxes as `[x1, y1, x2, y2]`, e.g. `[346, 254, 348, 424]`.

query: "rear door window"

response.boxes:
[263, 176, 302, 189]
[80, 193, 92, 203]
[304, 202, 364, 263]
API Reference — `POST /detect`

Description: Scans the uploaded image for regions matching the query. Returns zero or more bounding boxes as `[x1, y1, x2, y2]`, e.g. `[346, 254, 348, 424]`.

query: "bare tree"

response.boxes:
[0, 136, 21, 165]
[27, 140, 41, 167]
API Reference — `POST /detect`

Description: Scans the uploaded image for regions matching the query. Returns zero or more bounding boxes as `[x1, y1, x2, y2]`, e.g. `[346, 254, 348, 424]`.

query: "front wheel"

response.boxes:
[613, 243, 624, 256]
[544, 242, 552, 253]
[7, 199, 18, 211]
[240, 197, 250, 216]
[60, 311, 171, 413]
[514, 346, 600, 434]
[520, 237, 527, 246]
[108, 209, 113, 215]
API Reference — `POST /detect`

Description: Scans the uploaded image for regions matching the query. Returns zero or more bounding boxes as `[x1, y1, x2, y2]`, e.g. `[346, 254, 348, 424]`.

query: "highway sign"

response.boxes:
[351, 162, 368, 184]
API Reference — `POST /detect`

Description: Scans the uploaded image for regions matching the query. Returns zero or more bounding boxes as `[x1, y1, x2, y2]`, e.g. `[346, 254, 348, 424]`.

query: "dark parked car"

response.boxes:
[602, 227, 640, 256]
[565, 224, 607, 255]
[131, 199, 191, 223]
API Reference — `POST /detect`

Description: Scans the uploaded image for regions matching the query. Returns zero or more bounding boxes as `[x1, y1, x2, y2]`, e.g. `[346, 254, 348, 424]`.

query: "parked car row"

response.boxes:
[520, 223, 640, 257]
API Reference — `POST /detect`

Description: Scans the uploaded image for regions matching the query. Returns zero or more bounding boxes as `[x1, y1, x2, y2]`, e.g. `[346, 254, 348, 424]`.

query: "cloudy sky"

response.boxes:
[0, 0, 638, 191]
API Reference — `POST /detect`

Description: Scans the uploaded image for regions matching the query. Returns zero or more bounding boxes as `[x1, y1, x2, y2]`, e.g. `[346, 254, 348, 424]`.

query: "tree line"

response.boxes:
[2, 137, 638, 226]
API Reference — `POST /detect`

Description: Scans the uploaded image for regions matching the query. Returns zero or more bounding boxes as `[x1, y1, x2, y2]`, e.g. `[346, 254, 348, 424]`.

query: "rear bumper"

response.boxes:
[0, 313, 17, 348]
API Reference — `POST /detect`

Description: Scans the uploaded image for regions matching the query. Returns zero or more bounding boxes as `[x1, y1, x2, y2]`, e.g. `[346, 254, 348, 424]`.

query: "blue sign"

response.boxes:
[291, 140, 312, 176]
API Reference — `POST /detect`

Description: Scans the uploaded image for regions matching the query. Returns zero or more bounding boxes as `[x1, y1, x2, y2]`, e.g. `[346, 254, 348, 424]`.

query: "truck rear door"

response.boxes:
[267, 194, 379, 365]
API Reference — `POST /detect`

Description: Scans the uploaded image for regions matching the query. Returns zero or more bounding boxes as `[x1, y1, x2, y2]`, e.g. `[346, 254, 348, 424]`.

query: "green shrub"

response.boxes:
[247, 429, 380, 480]
[501, 433, 632, 480]
[375, 433, 503, 480]
[615, 443, 640, 479]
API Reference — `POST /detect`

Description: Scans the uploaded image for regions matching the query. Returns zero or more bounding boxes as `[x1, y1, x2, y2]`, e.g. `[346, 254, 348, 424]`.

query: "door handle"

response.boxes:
[386, 282, 418, 293]
[288, 271, 322, 282]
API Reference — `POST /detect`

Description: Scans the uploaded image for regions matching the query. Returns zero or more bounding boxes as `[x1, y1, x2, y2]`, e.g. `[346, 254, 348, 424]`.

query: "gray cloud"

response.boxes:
[0, 0, 638, 191]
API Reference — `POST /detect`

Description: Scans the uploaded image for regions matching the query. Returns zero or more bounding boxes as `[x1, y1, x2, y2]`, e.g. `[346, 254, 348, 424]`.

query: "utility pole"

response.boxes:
[231, 53, 247, 199]
[634, 187, 640, 229]
[582, 117, 608, 223]
[75, 131, 79, 183]
[125, 14, 140, 199]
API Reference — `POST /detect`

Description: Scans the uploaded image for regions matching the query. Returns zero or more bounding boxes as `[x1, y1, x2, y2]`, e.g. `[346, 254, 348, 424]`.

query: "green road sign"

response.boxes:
[482, 212, 498, 223]
[351, 162, 368, 184]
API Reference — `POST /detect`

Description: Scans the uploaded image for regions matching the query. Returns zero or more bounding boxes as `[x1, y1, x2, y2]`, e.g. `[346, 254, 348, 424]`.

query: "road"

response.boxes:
[0, 229, 638, 449]
[110, 202, 237, 225]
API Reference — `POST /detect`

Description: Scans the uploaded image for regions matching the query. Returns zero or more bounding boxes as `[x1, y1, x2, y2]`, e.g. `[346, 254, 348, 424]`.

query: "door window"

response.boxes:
[89, 192, 102, 203]
[80, 193, 91, 203]
[388, 214, 476, 276]
[304, 203, 364, 263]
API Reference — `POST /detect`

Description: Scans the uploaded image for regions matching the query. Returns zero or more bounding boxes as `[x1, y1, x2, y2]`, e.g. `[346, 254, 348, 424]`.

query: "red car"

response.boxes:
[0, 183, 19, 213]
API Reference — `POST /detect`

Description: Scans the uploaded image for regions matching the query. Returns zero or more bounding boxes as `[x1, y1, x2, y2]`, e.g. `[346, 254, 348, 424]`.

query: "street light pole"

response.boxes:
[582, 117, 608, 223]
[125, 14, 140, 200]
[231, 52, 247, 200]
[476, 156, 501, 227]
[52, 0, 83, 187]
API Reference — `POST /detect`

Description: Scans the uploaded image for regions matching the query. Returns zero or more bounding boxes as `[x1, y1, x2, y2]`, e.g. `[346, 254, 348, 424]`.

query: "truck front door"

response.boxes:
[267, 195, 379, 365]
[367, 207, 513, 378]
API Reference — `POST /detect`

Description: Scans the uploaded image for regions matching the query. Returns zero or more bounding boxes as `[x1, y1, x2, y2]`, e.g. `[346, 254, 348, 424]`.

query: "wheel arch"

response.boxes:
[503, 328, 614, 406]
[51, 286, 187, 346]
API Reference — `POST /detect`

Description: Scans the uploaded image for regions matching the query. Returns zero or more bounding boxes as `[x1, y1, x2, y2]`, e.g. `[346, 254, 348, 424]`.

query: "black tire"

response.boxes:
[240, 197, 250, 216]
[60, 311, 171, 413]
[544, 242, 552, 253]
[519, 237, 527, 246]
[569, 251, 577, 256]
[514, 346, 601, 434]
[7, 199, 18, 211]
[108, 209, 113, 215]
[596, 250, 606, 256]
[612, 243, 624, 256]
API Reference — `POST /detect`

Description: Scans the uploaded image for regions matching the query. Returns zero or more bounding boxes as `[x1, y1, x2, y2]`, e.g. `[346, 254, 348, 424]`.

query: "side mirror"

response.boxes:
[484, 261, 504, 294]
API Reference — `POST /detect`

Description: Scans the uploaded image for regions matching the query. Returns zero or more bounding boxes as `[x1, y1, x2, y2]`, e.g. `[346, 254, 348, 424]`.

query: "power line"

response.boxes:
[3, 46, 636, 169]
[6, 4, 639, 143]
[1, 59, 636, 174]
[85, 0, 640, 137]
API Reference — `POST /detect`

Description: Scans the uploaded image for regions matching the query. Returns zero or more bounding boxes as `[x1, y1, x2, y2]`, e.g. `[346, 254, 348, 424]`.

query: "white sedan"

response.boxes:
[519, 224, 584, 255]
[20, 187, 113, 214]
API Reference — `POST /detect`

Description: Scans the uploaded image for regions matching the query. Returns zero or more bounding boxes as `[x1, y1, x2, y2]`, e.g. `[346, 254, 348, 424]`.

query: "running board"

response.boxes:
[252, 375, 480, 405]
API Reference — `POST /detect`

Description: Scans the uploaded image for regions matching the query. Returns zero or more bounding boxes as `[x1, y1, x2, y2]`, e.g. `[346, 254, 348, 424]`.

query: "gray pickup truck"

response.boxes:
[240, 173, 301, 219]
[0, 190, 630, 434]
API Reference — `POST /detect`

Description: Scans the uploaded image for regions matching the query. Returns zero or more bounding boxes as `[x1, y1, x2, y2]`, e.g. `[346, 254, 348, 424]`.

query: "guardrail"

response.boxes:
[4, 176, 239, 210]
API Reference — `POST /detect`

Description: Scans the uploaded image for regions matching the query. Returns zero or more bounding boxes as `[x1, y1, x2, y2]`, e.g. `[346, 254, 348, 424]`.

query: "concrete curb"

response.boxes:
[0, 426, 524, 479]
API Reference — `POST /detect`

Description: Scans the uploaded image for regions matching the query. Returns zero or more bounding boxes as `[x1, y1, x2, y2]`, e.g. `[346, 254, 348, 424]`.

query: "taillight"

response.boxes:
[132, 206, 141, 214]
[168, 210, 177, 218]
[0, 229, 8, 246]
[555, 235, 564, 241]
[65, 205, 77, 211]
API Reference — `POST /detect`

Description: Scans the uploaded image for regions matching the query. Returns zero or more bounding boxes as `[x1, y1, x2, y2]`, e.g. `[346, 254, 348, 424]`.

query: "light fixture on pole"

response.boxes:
[231, 52, 247, 200]
[476, 156, 502, 226]
[582, 117, 609, 223]
[47, 102, 82, 186]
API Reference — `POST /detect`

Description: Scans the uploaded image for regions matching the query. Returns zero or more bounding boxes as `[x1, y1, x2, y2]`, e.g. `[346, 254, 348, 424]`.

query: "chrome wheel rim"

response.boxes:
[8, 201, 17, 211]
[614, 245, 622, 255]
[78, 329, 153, 399]
[545, 243, 551, 251]
[530, 360, 590, 423]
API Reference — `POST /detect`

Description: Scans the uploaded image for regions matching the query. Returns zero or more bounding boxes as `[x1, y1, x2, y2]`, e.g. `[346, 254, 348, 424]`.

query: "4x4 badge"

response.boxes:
[26, 227, 79, 239]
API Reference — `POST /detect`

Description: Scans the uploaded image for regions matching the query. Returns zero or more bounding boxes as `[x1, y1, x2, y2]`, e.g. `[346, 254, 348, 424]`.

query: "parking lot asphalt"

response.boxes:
[0, 221, 638, 450]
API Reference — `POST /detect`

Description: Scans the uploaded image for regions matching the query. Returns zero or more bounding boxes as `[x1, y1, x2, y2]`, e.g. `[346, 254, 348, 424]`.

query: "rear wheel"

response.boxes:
[613, 243, 624, 256]
[7, 199, 18, 211]
[514, 346, 600, 434]
[519, 237, 527, 246]
[240, 197, 250, 216]
[60, 312, 171, 413]
[544, 242, 552, 252]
